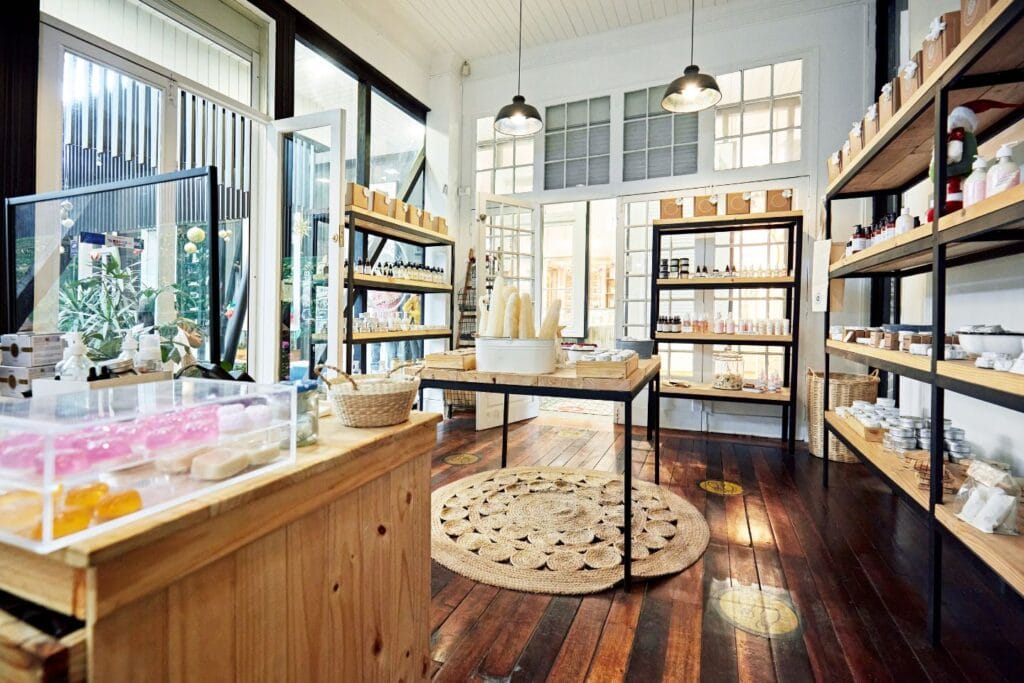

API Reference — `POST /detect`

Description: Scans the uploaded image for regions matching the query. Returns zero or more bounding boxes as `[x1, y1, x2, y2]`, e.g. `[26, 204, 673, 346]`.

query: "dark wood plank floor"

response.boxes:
[426, 413, 1024, 682]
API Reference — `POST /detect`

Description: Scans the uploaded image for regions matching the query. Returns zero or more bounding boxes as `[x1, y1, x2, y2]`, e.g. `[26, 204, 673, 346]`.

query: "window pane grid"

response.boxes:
[622, 86, 698, 181]
[476, 116, 534, 194]
[713, 61, 802, 170]
[544, 97, 611, 189]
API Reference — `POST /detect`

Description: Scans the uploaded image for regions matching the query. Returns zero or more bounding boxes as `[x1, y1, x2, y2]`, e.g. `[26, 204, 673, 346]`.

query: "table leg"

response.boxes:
[418, 389, 424, 412]
[623, 399, 632, 589]
[788, 398, 798, 454]
[501, 393, 510, 468]
[653, 376, 660, 485]
[646, 381, 654, 442]
[781, 405, 789, 441]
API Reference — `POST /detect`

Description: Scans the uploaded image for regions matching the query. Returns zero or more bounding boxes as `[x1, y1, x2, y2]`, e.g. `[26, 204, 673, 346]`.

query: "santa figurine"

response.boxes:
[929, 100, 1023, 220]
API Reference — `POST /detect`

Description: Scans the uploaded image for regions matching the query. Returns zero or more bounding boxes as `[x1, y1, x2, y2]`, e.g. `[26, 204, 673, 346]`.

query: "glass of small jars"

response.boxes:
[292, 379, 320, 447]
[712, 351, 744, 391]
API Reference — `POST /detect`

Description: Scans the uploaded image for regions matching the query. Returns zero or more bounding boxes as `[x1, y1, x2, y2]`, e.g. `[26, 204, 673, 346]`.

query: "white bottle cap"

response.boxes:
[122, 331, 138, 352]
[996, 141, 1018, 159]
[972, 155, 988, 170]
[138, 334, 162, 361]
[63, 331, 86, 355]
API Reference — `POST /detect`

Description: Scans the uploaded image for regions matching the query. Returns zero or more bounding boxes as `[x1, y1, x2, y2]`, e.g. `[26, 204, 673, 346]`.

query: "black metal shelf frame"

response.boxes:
[650, 214, 804, 452]
[343, 209, 455, 375]
[821, 1, 1024, 646]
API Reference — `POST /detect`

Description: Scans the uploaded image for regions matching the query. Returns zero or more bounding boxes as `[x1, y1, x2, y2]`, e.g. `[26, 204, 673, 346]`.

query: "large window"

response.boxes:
[294, 40, 358, 179]
[714, 60, 802, 170]
[544, 97, 611, 190]
[475, 116, 534, 195]
[43, 0, 257, 107]
[623, 86, 698, 181]
[370, 90, 426, 205]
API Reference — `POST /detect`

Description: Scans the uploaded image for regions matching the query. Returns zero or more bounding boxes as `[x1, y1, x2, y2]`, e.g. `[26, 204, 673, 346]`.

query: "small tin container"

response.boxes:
[944, 427, 965, 441]
[889, 426, 916, 438]
[918, 438, 931, 450]
[891, 436, 918, 449]
[898, 417, 919, 429]
[947, 440, 972, 454]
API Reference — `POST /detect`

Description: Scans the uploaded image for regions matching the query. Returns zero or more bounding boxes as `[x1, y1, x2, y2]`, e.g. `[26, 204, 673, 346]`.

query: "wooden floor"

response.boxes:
[427, 412, 1024, 682]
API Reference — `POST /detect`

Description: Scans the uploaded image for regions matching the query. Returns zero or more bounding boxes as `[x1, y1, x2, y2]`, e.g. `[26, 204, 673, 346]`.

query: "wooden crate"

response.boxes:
[840, 412, 884, 442]
[575, 354, 639, 379]
[424, 348, 476, 370]
[0, 608, 86, 682]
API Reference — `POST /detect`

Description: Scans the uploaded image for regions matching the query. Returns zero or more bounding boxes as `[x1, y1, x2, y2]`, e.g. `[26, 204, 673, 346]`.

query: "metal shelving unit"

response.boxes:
[820, 0, 1024, 645]
[344, 206, 455, 373]
[650, 211, 803, 452]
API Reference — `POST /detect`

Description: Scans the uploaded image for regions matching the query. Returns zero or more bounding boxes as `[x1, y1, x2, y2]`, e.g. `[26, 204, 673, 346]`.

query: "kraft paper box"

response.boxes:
[432, 216, 448, 235]
[345, 182, 370, 209]
[826, 152, 842, 182]
[392, 199, 409, 223]
[659, 198, 683, 219]
[878, 78, 901, 127]
[694, 195, 718, 217]
[371, 191, 393, 216]
[863, 104, 880, 144]
[922, 12, 961, 80]
[766, 189, 793, 212]
[848, 121, 864, 158]
[961, 0, 995, 37]
[725, 192, 751, 215]
[898, 51, 923, 104]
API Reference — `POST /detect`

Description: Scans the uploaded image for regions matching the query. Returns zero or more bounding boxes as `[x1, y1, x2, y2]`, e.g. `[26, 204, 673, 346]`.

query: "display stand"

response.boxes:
[820, 0, 1024, 644]
[650, 212, 803, 452]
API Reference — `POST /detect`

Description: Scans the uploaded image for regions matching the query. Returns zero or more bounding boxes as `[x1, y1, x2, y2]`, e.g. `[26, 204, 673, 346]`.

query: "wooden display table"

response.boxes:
[0, 412, 441, 682]
[419, 357, 661, 587]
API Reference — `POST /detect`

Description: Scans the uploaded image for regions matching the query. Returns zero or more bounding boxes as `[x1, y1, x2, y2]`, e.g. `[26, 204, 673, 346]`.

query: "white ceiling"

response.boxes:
[345, 0, 742, 64]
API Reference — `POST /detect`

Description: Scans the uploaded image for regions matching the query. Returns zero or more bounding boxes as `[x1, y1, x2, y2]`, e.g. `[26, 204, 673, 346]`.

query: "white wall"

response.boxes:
[436, 0, 875, 437]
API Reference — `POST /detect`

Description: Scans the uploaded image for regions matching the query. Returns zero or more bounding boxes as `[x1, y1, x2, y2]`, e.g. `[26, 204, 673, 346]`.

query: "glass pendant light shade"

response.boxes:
[494, 95, 543, 136]
[662, 65, 722, 113]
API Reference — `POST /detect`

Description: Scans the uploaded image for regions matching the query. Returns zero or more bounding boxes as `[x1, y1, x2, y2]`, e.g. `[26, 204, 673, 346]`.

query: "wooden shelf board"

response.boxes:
[937, 359, 1024, 398]
[829, 224, 932, 275]
[661, 380, 790, 403]
[655, 276, 794, 288]
[351, 329, 451, 343]
[351, 273, 452, 293]
[826, 0, 1024, 197]
[938, 183, 1024, 237]
[935, 503, 1024, 597]
[346, 205, 454, 246]
[825, 411, 929, 509]
[654, 211, 802, 228]
[825, 339, 932, 376]
[656, 333, 792, 345]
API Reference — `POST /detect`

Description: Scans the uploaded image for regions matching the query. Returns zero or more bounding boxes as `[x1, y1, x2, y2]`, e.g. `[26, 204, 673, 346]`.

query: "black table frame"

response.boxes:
[419, 373, 661, 588]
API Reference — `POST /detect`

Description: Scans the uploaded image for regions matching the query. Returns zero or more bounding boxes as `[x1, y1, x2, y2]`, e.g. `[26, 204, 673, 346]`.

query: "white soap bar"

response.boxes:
[248, 442, 281, 466]
[155, 445, 210, 474]
[190, 448, 250, 480]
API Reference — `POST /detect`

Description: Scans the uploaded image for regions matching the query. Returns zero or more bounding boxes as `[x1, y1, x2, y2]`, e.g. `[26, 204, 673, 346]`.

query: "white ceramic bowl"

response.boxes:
[958, 332, 1024, 356]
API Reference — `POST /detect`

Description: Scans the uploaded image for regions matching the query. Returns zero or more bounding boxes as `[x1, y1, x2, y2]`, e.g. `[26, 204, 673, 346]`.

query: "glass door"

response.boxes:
[475, 193, 539, 431]
[258, 111, 346, 383]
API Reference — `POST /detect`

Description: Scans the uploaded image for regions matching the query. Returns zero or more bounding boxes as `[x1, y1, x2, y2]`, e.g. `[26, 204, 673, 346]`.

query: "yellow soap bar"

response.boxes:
[31, 507, 92, 540]
[65, 482, 110, 510]
[94, 489, 143, 521]
[190, 448, 249, 481]
[0, 492, 42, 533]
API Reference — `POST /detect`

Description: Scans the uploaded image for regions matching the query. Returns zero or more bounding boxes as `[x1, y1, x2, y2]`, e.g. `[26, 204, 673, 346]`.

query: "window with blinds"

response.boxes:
[623, 86, 698, 182]
[544, 96, 611, 190]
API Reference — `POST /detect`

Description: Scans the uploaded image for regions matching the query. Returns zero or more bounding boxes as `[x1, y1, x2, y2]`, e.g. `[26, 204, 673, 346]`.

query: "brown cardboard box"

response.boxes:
[898, 51, 923, 104]
[725, 192, 750, 215]
[393, 199, 409, 223]
[843, 328, 868, 343]
[863, 107, 879, 144]
[826, 151, 842, 182]
[407, 205, 424, 225]
[848, 122, 864, 158]
[881, 332, 900, 350]
[961, 0, 995, 36]
[432, 217, 448, 235]
[694, 195, 718, 217]
[345, 182, 370, 209]
[419, 210, 432, 228]
[840, 140, 853, 171]
[878, 78, 901, 127]
[371, 191, 392, 216]
[659, 198, 683, 219]
[766, 189, 793, 212]
[922, 12, 961, 79]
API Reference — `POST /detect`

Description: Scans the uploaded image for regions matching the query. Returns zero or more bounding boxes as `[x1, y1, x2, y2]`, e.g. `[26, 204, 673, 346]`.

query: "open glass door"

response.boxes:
[475, 194, 539, 431]
[256, 110, 346, 383]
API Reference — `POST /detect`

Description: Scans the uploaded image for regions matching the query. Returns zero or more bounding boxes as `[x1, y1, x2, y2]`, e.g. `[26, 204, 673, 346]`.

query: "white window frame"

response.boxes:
[713, 59, 803, 171]
[474, 116, 535, 195]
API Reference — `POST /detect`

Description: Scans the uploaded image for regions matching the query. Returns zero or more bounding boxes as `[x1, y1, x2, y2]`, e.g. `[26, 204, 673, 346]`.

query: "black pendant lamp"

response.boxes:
[494, 0, 543, 136]
[662, 0, 722, 113]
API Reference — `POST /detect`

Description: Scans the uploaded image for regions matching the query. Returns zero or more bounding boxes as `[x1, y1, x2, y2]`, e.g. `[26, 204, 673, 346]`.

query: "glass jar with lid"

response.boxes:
[290, 379, 320, 447]
[712, 351, 744, 391]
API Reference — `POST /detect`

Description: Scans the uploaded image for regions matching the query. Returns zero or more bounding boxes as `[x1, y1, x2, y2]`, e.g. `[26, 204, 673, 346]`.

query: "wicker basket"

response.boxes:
[317, 364, 422, 428]
[806, 369, 880, 462]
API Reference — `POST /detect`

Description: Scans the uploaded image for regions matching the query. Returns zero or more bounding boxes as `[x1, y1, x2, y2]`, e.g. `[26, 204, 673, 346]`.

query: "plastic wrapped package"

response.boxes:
[954, 462, 1021, 535]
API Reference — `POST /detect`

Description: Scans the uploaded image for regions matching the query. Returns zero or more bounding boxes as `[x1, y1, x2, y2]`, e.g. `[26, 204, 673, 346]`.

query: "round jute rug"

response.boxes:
[430, 466, 710, 594]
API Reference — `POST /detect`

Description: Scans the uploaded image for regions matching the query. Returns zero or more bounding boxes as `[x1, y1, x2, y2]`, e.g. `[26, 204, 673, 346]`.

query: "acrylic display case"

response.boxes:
[0, 378, 296, 553]
[3, 167, 249, 373]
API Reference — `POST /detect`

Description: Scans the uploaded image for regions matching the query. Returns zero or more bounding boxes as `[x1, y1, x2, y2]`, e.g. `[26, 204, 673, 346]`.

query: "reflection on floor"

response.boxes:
[539, 397, 614, 416]
[428, 414, 1024, 681]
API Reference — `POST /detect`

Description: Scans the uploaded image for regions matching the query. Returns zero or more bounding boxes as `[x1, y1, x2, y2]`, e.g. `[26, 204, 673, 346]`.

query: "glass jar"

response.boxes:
[292, 379, 320, 447]
[712, 352, 744, 391]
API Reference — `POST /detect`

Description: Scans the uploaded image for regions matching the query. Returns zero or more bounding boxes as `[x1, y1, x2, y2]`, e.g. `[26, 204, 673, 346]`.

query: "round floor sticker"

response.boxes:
[699, 480, 744, 496]
[713, 586, 801, 638]
[444, 453, 481, 465]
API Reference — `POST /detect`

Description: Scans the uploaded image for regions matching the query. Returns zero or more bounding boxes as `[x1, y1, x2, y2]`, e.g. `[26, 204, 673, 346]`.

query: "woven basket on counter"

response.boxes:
[806, 369, 880, 463]
[317, 364, 422, 428]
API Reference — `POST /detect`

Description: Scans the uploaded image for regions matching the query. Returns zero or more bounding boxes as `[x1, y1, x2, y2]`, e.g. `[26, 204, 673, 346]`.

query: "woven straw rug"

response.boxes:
[431, 466, 710, 594]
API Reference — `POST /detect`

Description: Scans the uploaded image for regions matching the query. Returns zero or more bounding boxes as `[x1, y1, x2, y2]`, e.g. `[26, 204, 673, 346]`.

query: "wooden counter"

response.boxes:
[0, 412, 442, 682]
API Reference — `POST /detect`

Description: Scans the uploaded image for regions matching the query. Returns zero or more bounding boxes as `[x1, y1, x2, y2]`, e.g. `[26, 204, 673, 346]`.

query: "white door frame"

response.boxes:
[474, 192, 541, 430]
[255, 110, 347, 384]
